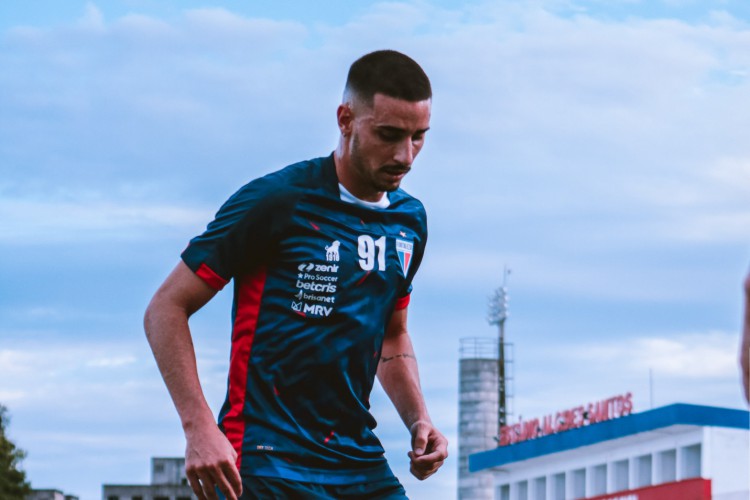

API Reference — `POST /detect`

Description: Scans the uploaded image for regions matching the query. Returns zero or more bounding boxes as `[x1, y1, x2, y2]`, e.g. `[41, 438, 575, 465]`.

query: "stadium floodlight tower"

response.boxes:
[488, 267, 511, 430]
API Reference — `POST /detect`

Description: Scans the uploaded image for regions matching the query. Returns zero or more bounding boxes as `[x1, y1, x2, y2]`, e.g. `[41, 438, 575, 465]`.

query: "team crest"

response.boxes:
[396, 239, 414, 276]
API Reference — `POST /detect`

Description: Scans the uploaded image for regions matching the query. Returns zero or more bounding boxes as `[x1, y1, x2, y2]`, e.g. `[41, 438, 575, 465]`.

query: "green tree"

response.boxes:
[0, 404, 31, 499]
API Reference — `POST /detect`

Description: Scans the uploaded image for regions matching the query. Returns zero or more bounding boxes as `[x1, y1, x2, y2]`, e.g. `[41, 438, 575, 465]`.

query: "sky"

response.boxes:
[1, 0, 749, 498]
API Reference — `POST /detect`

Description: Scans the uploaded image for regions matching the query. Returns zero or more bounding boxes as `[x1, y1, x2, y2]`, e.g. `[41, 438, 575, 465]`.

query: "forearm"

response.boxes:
[144, 263, 219, 433]
[145, 303, 215, 431]
[377, 332, 431, 429]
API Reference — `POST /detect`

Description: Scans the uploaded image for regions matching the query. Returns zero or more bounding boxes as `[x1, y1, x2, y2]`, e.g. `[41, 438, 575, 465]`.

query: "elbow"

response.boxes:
[143, 299, 157, 342]
[143, 293, 166, 343]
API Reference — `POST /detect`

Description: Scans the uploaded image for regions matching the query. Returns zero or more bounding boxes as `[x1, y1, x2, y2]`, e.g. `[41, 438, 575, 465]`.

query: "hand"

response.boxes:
[184, 423, 243, 500]
[408, 420, 448, 480]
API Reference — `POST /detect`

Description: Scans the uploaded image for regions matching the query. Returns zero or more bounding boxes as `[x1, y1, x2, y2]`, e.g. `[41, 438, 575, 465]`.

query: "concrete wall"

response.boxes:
[151, 457, 187, 486]
[458, 357, 499, 500]
[704, 426, 749, 499]
[102, 484, 194, 500]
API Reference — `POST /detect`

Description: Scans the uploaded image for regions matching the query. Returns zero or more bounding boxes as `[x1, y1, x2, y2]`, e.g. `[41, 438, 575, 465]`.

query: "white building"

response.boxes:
[26, 490, 78, 500]
[469, 403, 749, 500]
[102, 457, 194, 500]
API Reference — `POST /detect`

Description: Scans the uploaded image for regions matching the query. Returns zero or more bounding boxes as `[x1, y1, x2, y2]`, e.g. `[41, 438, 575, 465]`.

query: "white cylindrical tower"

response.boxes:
[458, 338, 499, 500]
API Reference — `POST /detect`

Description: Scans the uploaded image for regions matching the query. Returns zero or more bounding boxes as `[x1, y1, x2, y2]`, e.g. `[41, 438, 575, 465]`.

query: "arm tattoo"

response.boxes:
[380, 352, 416, 363]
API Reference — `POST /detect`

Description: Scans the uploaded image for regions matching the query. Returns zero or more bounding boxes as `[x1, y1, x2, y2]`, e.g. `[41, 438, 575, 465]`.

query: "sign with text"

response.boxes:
[499, 393, 633, 446]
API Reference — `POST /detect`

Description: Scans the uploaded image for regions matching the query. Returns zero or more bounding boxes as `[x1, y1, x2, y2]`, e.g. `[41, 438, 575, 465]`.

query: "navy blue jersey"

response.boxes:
[181, 154, 427, 484]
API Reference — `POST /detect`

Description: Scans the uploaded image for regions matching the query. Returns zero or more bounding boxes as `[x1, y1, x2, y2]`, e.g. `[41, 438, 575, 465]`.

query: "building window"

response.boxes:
[177, 497, 191, 500]
[682, 443, 701, 479]
[132, 497, 143, 500]
[516, 480, 528, 500]
[154, 497, 169, 500]
[154, 463, 165, 473]
[613, 459, 629, 491]
[552, 473, 565, 500]
[499, 484, 510, 500]
[636, 454, 652, 488]
[658, 449, 677, 483]
[572, 469, 586, 499]
[533, 476, 546, 500]
[591, 464, 607, 496]
[107, 497, 119, 500]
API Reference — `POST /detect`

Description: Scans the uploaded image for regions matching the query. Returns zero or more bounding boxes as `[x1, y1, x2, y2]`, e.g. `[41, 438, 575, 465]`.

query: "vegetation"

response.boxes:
[0, 404, 31, 499]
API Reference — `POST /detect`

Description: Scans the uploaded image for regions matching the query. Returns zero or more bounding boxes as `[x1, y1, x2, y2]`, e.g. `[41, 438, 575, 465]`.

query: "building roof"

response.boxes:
[469, 403, 749, 472]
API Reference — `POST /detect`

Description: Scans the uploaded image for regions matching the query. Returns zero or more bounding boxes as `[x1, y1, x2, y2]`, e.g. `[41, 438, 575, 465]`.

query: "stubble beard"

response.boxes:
[350, 133, 404, 195]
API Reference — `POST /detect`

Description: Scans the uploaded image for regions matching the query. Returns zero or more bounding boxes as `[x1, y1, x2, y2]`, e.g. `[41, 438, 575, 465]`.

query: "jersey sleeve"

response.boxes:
[181, 178, 298, 290]
[396, 205, 428, 304]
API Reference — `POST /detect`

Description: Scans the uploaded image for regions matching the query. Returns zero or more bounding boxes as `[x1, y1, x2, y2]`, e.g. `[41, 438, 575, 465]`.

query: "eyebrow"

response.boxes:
[376, 125, 431, 135]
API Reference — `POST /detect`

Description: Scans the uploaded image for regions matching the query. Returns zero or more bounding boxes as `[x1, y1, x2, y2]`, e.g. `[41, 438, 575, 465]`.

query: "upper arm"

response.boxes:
[147, 261, 219, 320]
[384, 305, 409, 341]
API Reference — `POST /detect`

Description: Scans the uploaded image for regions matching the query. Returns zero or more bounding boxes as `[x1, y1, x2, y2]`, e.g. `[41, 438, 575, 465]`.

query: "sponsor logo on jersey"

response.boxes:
[325, 240, 340, 262]
[396, 239, 413, 276]
[304, 303, 333, 317]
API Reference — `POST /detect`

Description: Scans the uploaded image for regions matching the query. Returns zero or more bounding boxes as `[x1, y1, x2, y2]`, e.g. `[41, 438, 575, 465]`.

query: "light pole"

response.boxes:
[488, 267, 510, 431]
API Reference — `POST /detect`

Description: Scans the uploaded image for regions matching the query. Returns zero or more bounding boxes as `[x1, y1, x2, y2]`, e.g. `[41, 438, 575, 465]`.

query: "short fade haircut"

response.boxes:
[344, 50, 432, 104]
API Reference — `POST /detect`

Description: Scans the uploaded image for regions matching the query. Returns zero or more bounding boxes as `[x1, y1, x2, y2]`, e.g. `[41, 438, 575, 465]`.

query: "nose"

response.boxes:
[393, 138, 415, 166]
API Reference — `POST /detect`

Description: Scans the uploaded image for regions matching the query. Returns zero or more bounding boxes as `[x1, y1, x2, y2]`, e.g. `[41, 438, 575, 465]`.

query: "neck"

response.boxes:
[333, 143, 385, 202]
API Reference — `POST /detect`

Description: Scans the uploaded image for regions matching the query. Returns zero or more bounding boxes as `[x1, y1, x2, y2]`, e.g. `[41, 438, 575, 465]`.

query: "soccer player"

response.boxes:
[144, 50, 448, 499]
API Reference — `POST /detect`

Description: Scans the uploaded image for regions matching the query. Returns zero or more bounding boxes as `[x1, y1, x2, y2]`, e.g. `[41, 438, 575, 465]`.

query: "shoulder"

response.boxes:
[221, 156, 332, 217]
[388, 187, 427, 222]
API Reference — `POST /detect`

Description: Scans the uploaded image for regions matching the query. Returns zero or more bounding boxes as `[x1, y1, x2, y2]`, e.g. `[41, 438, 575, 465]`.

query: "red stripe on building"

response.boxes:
[196, 263, 229, 291]
[585, 477, 711, 500]
[395, 294, 410, 310]
[221, 267, 267, 470]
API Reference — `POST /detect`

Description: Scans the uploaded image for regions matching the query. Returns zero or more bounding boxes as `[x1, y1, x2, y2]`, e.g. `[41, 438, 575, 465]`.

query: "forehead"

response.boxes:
[366, 93, 431, 129]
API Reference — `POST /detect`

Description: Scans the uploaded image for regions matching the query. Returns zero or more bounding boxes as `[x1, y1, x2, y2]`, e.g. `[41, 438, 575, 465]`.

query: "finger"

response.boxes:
[410, 455, 445, 474]
[411, 426, 429, 456]
[220, 460, 243, 498]
[196, 471, 220, 500]
[410, 462, 437, 481]
[411, 447, 447, 465]
[187, 472, 208, 500]
[211, 469, 239, 500]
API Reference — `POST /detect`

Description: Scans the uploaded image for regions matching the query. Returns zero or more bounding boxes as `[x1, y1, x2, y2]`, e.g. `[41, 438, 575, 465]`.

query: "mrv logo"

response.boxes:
[292, 301, 333, 317]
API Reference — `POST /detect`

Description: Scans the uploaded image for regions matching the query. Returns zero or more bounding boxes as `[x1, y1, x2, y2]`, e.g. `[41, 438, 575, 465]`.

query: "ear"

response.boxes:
[337, 103, 354, 137]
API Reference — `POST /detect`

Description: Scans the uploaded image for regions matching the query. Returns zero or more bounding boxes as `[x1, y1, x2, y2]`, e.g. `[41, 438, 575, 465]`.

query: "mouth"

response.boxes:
[381, 165, 411, 178]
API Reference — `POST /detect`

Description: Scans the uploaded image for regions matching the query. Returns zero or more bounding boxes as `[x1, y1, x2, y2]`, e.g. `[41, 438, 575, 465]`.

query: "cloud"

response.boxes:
[0, 196, 212, 243]
[1, 3, 749, 499]
[511, 329, 744, 416]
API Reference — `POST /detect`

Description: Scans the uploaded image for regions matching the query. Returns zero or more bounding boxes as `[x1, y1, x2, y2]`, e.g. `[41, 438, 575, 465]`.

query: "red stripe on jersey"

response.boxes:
[356, 271, 371, 286]
[395, 294, 410, 310]
[196, 263, 229, 291]
[222, 267, 267, 470]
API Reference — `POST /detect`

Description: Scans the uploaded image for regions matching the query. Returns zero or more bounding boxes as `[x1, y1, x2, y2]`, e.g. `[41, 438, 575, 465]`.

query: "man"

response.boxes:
[740, 269, 750, 403]
[144, 50, 448, 499]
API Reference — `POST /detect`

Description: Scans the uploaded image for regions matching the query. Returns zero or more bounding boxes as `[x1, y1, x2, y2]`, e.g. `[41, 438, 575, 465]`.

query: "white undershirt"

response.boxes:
[338, 183, 391, 209]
